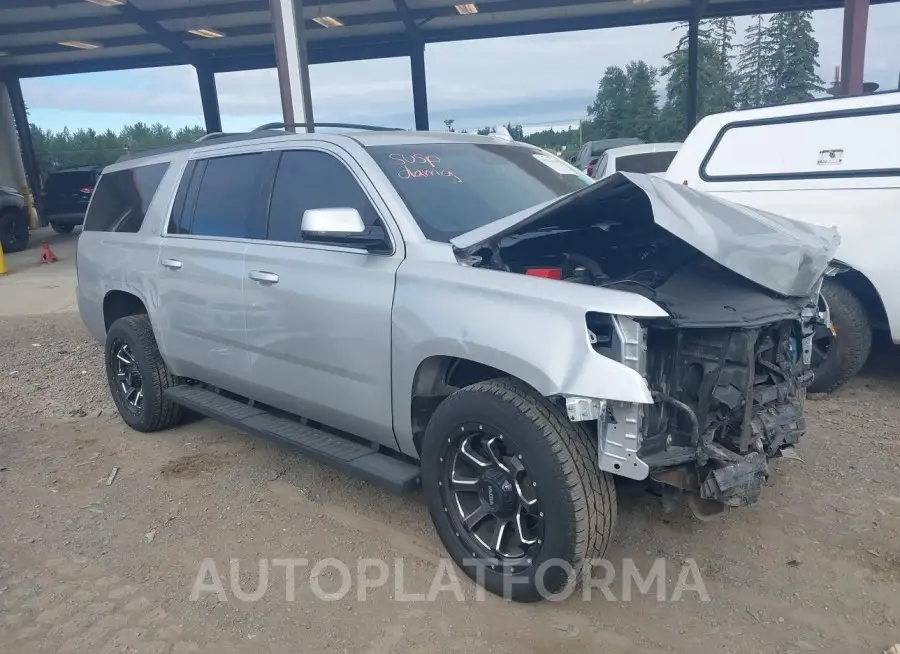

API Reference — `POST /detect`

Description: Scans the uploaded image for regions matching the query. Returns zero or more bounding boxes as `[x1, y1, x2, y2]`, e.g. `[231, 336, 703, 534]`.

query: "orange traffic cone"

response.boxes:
[39, 242, 58, 264]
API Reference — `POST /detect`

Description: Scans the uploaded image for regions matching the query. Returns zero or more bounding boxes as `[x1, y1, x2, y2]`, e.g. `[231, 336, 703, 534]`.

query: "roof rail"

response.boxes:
[252, 122, 405, 132]
[194, 132, 236, 142]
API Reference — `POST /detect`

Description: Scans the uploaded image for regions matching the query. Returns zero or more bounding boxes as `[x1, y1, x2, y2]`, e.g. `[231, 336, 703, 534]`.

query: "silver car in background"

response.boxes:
[76, 125, 837, 602]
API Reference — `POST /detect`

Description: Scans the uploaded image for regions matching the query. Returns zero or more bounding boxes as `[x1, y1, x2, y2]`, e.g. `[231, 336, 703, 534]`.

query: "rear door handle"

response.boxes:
[161, 258, 182, 270]
[248, 270, 279, 285]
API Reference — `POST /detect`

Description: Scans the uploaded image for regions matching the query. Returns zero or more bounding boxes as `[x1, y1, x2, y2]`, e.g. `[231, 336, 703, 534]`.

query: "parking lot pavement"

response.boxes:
[1, 284, 899, 653]
[0, 227, 79, 316]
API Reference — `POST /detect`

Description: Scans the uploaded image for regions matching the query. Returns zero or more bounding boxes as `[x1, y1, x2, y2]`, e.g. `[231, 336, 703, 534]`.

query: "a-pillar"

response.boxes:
[841, 0, 870, 95]
[195, 65, 222, 134]
[270, 0, 314, 132]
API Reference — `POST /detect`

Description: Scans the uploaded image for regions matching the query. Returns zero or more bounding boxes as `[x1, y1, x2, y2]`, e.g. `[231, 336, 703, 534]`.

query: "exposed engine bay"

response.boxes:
[456, 174, 833, 516]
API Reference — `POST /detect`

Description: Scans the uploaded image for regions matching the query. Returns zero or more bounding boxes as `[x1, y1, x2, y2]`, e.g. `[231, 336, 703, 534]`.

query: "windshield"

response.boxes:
[366, 143, 591, 242]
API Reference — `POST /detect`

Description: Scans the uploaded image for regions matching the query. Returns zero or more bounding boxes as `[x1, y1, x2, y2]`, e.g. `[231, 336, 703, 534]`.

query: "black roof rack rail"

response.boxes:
[252, 122, 405, 132]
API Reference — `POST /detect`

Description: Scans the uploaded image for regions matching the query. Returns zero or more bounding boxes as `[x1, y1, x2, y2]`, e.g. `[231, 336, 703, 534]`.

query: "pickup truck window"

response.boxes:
[188, 153, 264, 238]
[83, 163, 169, 233]
[367, 144, 589, 242]
[267, 150, 381, 245]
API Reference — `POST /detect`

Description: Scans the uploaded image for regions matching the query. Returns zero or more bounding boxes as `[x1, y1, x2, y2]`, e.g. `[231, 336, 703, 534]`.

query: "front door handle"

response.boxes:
[248, 270, 279, 285]
[161, 258, 182, 270]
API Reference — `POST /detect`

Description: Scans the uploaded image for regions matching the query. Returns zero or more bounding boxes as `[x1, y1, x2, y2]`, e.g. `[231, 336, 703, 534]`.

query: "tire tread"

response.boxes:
[446, 378, 616, 587]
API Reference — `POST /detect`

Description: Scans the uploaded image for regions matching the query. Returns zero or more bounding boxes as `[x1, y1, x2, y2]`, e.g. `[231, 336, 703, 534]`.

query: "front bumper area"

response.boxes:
[569, 313, 813, 510]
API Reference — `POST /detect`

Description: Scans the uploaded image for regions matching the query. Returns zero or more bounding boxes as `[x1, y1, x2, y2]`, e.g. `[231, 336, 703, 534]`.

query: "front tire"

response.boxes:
[50, 222, 75, 234]
[0, 207, 29, 253]
[421, 378, 617, 602]
[105, 314, 184, 432]
[809, 279, 871, 393]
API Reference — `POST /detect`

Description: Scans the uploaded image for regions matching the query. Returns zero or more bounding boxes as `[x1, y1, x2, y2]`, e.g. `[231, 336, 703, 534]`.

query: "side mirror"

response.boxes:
[301, 207, 366, 235]
[300, 208, 390, 253]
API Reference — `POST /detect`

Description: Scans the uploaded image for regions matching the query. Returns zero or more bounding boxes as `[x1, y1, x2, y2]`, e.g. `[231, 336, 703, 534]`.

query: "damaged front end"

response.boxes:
[453, 172, 839, 516]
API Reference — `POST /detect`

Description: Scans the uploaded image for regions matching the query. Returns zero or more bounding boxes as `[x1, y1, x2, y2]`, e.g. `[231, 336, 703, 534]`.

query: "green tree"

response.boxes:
[505, 123, 524, 140]
[476, 126, 494, 135]
[736, 15, 771, 108]
[659, 21, 735, 139]
[30, 121, 206, 173]
[765, 11, 823, 104]
[622, 61, 659, 141]
[586, 65, 630, 137]
[709, 17, 738, 113]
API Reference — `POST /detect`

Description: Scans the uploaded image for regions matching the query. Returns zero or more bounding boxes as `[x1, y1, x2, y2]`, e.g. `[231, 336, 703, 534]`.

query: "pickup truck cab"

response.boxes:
[77, 125, 835, 601]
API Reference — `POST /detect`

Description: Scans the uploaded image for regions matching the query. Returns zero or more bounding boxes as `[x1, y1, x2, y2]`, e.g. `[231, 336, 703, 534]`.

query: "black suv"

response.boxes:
[41, 166, 101, 234]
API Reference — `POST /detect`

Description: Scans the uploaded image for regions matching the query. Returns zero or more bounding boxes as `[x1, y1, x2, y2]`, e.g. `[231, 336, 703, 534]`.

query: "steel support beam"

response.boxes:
[116, 1, 197, 62]
[840, 0, 869, 95]
[270, 0, 314, 132]
[410, 44, 429, 130]
[195, 66, 222, 134]
[686, 18, 700, 132]
[394, 0, 429, 130]
[5, 77, 42, 216]
[686, 0, 709, 133]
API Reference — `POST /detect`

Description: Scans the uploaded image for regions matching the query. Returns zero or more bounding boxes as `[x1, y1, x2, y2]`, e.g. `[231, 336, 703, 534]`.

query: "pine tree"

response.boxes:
[765, 11, 824, 104]
[587, 66, 630, 137]
[736, 15, 771, 108]
[659, 21, 735, 139]
[622, 61, 659, 141]
[709, 17, 737, 113]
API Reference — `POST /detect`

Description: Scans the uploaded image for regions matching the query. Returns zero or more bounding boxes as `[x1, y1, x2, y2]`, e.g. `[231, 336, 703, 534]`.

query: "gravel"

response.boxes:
[0, 313, 113, 426]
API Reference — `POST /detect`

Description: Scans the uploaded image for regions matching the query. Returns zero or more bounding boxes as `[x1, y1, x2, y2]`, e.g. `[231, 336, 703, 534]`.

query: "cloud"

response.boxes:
[21, 5, 900, 133]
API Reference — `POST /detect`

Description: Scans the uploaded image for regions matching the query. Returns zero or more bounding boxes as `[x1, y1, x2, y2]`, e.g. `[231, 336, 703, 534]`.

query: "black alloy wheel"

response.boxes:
[110, 338, 144, 413]
[441, 423, 543, 567]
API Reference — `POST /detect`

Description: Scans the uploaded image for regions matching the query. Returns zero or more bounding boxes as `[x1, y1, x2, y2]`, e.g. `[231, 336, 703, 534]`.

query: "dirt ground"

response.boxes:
[1, 271, 899, 652]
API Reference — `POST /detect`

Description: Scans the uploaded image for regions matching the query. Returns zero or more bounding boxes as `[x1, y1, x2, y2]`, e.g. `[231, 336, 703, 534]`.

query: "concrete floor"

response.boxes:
[0, 226, 79, 316]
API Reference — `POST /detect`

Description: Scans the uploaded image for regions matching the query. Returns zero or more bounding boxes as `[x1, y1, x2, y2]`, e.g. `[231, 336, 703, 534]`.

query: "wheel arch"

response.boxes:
[103, 290, 149, 333]
[829, 263, 888, 332]
[409, 355, 546, 456]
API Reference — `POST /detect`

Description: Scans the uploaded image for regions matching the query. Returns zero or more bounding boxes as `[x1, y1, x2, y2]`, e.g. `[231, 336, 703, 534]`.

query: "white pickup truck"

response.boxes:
[667, 92, 900, 392]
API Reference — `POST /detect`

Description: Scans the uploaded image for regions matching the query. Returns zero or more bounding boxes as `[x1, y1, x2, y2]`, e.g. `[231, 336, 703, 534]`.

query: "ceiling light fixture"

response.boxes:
[312, 16, 344, 28]
[58, 40, 102, 49]
[85, 0, 126, 6]
[454, 3, 479, 14]
[187, 28, 225, 38]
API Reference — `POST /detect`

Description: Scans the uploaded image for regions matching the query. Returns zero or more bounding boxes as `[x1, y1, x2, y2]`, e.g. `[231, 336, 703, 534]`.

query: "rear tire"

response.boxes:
[50, 222, 75, 234]
[105, 314, 185, 432]
[809, 279, 871, 393]
[421, 377, 617, 602]
[0, 207, 29, 253]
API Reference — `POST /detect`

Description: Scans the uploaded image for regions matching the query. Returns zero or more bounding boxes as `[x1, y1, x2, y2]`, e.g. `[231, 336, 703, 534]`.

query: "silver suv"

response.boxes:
[76, 125, 837, 602]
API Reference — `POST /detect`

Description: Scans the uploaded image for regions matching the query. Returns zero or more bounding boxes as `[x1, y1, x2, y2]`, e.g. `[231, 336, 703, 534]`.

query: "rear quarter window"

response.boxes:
[83, 163, 169, 233]
[615, 151, 678, 174]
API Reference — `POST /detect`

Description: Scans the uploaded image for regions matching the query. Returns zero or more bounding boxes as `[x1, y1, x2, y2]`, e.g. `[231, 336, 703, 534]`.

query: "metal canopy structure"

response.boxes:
[0, 0, 893, 78]
[0, 0, 889, 221]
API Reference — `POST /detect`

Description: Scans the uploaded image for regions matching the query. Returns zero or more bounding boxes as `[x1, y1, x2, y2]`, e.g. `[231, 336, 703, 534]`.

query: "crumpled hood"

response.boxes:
[451, 172, 840, 298]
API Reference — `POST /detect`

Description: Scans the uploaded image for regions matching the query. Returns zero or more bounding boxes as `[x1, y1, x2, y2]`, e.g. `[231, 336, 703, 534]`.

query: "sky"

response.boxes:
[21, 4, 900, 136]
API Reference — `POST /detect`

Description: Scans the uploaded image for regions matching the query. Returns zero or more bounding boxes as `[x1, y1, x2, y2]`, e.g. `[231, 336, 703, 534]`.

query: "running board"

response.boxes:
[164, 385, 421, 494]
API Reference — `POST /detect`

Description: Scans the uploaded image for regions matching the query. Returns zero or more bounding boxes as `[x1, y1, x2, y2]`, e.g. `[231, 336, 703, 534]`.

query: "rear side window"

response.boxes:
[44, 169, 97, 195]
[614, 151, 678, 174]
[179, 154, 263, 238]
[82, 163, 169, 233]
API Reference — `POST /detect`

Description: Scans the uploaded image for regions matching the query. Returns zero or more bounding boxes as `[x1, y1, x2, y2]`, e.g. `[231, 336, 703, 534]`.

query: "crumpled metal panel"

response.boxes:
[452, 172, 840, 299]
